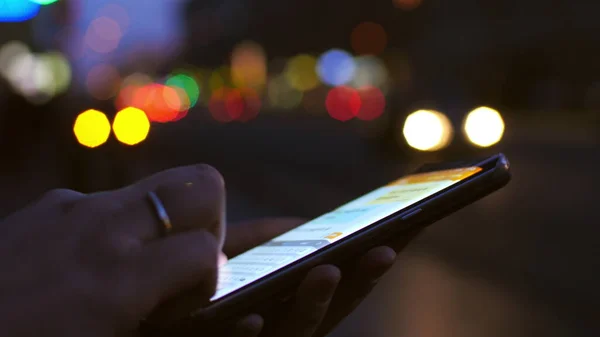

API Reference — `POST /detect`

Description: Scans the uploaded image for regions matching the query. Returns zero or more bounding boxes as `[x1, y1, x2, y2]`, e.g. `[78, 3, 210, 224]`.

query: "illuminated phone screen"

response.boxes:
[211, 166, 482, 301]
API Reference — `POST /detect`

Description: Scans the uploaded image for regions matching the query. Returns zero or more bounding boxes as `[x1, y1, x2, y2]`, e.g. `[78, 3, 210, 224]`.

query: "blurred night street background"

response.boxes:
[0, 0, 598, 336]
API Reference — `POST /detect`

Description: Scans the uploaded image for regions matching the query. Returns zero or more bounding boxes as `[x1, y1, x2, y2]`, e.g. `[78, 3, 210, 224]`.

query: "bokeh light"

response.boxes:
[113, 107, 150, 146]
[85, 16, 123, 54]
[284, 54, 319, 92]
[23, 57, 54, 99]
[0, 41, 30, 77]
[116, 73, 153, 111]
[166, 73, 201, 107]
[351, 22, 388, 55]
[350, 56, 389, 90]
[268, 75, 303, 109]
[208, 88, 261, 123]
[325, 86, 361, 121]
[0, 0, 40, 22]
[209, 88, 240, 123]
[463, 107, 505, 147]
[393, 0, 422, 10]
[3, 52, 35, 90]
[0, 45, 70, 103]
[130, 84, 181, 123]
[29, 0, 58, 4]
[317, 49, 356, 86]
[86, 64, 121, 100]
[73, 109, 111, 148]
[356, 86, 386, 120]
[3, 53, 53, 104]
[402, 110, 454, 151]
[36, 52, 72, 95]
[236, 88, 262, 122]
[164, 85, 190, 121]
[231, 41, 267, 91]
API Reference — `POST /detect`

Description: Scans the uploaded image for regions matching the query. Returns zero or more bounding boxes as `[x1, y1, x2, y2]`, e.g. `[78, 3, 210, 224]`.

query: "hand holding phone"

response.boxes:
[144, 154, 511, 336]
[149, 219, 399, 337]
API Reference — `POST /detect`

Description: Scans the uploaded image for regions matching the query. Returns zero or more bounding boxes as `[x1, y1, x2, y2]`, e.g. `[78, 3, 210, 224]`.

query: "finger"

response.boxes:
[102, 164, 226, 244]
[232, 314, 264, 337]
[224, 217, 307, 257]
[266, 265, 341, 337]
[38, 188, 86, 211]
[136, 230, 219, 320]
[7, 188, 85, 222]
[314, 247, 396, 337]
[348, 246, 396, 296]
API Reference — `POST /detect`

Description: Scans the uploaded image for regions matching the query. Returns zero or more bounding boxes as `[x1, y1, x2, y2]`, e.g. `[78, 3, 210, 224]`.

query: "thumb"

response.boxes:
[138, 230, 220, 324]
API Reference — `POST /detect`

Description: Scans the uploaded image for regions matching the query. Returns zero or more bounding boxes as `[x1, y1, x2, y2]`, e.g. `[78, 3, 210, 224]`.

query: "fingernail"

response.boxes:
[218, 252, 228, 267]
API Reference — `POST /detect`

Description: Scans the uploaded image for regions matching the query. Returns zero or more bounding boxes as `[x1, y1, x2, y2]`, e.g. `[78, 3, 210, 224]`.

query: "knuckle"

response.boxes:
[194, 164, 225, 189]
[40, 188, 84, 211]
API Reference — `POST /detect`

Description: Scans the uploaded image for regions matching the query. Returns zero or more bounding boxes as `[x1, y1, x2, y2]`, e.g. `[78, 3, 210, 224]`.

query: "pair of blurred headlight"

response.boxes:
[401, 107, 505, 151]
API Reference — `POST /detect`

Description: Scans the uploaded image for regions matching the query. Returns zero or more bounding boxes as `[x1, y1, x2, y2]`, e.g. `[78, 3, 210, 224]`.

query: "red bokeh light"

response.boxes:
[209, 88, 262, 123]
[325, 86, 361, 121]
[209, 88, 236, 123]
[356, 86, 386, 120]
[237, 88, 261, 122]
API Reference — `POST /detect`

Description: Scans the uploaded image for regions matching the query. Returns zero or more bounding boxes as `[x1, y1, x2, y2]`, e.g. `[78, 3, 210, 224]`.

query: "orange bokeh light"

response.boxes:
[326, 86, 361, 121]
[350, 22, 388, 55]
[129, 84, 182, 123]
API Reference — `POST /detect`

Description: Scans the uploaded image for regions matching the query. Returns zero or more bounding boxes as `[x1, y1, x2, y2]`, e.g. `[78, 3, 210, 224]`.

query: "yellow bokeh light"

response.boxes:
[73, 109, 111, 148]
[463, 107, 505, 147]
[231, 41, 267, 91]
[268, 75, 303, 109]
[112, 107, 151, 146]
[284, 54, 319, 92]
[402, 110, 453, 151]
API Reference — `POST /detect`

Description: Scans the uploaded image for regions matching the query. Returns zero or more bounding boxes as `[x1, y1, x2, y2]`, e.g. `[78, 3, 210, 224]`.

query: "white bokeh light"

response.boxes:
[463, 107, 505, 147]
[402, 110, 454, 151]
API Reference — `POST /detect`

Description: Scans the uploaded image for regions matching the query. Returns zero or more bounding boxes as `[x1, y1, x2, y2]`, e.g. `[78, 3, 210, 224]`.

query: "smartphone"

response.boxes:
[144, 153, 511, 334]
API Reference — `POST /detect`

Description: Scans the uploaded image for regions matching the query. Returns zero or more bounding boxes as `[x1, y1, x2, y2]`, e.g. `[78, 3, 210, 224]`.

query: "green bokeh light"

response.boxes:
[166, 74, 201, 107]
[29, 0, 60, 5]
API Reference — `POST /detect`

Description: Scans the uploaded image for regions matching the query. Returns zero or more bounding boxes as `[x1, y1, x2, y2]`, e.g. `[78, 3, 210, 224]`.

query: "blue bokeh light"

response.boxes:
[316, 49, 356, 86]
[0, 0, 41, 22]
